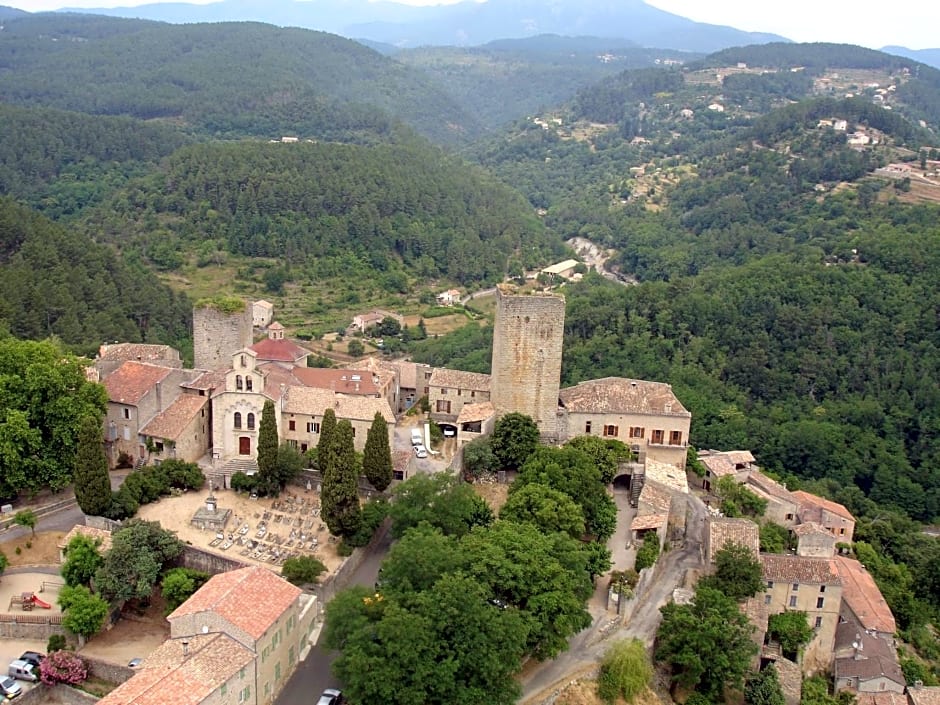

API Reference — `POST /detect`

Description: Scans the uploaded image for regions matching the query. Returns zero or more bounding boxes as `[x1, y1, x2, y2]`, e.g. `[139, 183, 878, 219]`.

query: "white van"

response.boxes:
[7, 660, 36, 683]
[410, 428, 424, 446]
[0, 674, 23, 698]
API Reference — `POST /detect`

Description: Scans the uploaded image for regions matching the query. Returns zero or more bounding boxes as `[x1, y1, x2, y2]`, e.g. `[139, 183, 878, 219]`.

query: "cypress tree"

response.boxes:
[318, 408, 337, 463]
[256, 400, 279, 494]
[321, 420, 362, 538]
[363, 412, 393, 492]
[73, 415, 112, 516]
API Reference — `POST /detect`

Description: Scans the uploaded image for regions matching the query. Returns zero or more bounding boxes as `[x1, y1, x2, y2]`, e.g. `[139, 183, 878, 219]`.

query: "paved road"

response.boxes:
[276, 531, 392, 705]
[519, 493, 709, 702]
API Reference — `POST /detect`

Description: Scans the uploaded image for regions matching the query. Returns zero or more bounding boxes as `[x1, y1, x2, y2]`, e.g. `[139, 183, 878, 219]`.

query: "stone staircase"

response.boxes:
[221, 458, 258, 476]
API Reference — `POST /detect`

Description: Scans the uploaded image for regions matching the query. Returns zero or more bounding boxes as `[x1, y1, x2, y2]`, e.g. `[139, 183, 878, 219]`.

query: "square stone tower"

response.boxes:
[490, 287, 565, 440]
[193, 298, 253, 371]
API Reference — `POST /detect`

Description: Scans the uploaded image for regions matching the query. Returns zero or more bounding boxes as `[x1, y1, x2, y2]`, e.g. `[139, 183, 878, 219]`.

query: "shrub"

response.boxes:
[597, 638, 652, 704]
[39, 650, 87, 685]
[345, 498, 389, 548]
[336, 541, 355, 557]
[231, 472, 257, 493]
[281, 556, 328, 586]
[634, 533, 660, 572]
[47, 634, 67, 653]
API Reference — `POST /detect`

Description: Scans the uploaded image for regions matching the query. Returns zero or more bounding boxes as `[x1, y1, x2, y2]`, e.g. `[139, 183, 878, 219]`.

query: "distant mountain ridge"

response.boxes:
[882, 46, 940, 70]
[56, 0, 789, 53]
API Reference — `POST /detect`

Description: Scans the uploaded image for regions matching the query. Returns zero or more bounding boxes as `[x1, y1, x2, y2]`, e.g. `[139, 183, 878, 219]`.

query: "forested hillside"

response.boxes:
[0, 198, 192, 357]
[0, 14, 480, 145]
[75, 139, 562, 286]
[394, 38, 696, 129]
[0, 103, 191, 217]
[462, 43, 940, 526]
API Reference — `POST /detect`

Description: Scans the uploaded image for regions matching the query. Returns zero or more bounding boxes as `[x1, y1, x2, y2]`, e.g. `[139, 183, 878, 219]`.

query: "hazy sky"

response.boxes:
[4, 0, 938, 50]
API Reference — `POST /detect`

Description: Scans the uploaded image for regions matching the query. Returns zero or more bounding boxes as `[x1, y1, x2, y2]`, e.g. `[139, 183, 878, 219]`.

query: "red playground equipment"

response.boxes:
[7, 592, 52, 611]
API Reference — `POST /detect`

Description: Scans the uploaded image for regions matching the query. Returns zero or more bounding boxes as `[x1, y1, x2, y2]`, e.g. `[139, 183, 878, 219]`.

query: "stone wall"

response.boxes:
[82, 655, 136, 686]
[174, 545, 250, 576]
[18, 684, 99, 705]
[0, 613, 66, 640]
[490, 289, 565, 441]
[193, 302, 252, 372]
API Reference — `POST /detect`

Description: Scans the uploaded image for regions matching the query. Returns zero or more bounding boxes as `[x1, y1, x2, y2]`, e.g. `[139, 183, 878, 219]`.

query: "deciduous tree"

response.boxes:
[656, 585, 756, 699]
[701, 541, 764, 602]
[61, 534, 104, 587]
[281, 556, 327, 586]
[161, 567, 209, 612]
[59, 585, 109, 645]
[490, 413, 540, 471]
[324, 574, 528, 705]
[746, 665, 785, 705]
[95, 519, 182, 603]
[13, 508, 37, 536]
[499, 483, 585, 539]
[389, 473, 492, 539]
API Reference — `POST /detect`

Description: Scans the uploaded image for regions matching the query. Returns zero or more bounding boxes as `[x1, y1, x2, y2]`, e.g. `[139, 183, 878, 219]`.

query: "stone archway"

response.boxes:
[612, 473, 632, 491]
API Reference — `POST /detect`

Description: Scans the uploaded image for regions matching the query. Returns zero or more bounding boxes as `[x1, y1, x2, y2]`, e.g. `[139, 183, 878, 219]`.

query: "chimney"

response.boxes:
[182, 640, 189, 658]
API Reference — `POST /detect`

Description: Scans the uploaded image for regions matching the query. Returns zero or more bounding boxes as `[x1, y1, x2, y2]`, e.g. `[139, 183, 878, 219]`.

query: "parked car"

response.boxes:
[413, 444, 428, 459]
[0, 676, 22, 698]
[316, 689, 345, 705]
[7, 661, 37, 683]
[127, 658, 143, 668]
[410, 428, 424, 446]
[16, 654, 42, 670]
[442, 427, 456, 437]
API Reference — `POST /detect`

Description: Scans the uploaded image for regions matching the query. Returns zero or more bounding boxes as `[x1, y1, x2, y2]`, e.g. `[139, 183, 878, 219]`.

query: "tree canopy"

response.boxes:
[0, 336, 108, 497]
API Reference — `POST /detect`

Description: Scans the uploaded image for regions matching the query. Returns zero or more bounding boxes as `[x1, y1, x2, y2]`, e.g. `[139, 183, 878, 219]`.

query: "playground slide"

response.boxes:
[29, 595, 52, 609]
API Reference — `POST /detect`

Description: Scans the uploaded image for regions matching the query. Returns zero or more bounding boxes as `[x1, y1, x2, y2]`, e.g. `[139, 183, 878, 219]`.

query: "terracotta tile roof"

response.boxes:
[761, 554, 842, 585]
[909, 686, 940, 705]
[856, 694, 909, 705]
[58, 525, 112, 553]
[631, 513, 668, 530]
[97, 633, 253, 705]
[833, 556, 896, 634]
[639, 481, 673, 512]
[140, 394, 207, 441]
[183, 369, 225, 392]
[429, 368, 491, 392]
[259, 363, 298, 401]
[559, 377, 690, 416]
[793, 521, 831, 537]
[393, 450, 412, 475]
[168, 565, 300, 641]
[254, 299, 273, 310]
[708, 517, 759, 562]
[104, 362, 174, 405]
[457, 402, 495, 423]
[291, 367, 380, 396]
[249, 337, 308, 363]
[792, 490, 855, 522]
[746, 471, 797, 504]
[98, 343, 181, 365]
[283, 386, 396, 423]
[698, 450, 755, 478]
[645, 460, 689, 494]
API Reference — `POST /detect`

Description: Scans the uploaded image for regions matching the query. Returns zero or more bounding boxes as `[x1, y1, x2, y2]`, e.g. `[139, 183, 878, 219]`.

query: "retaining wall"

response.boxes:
[173, 545, 249, 576]
[0, 612, 66, 640]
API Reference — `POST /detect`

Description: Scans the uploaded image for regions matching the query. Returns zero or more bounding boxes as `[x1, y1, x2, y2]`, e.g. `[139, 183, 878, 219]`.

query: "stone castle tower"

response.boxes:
[490, 286, 565, 440]
[193, 299, 253, 371]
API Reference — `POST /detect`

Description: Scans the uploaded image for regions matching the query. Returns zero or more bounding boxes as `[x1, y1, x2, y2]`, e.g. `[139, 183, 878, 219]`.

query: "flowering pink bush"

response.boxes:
[39, 650, 87, 685]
